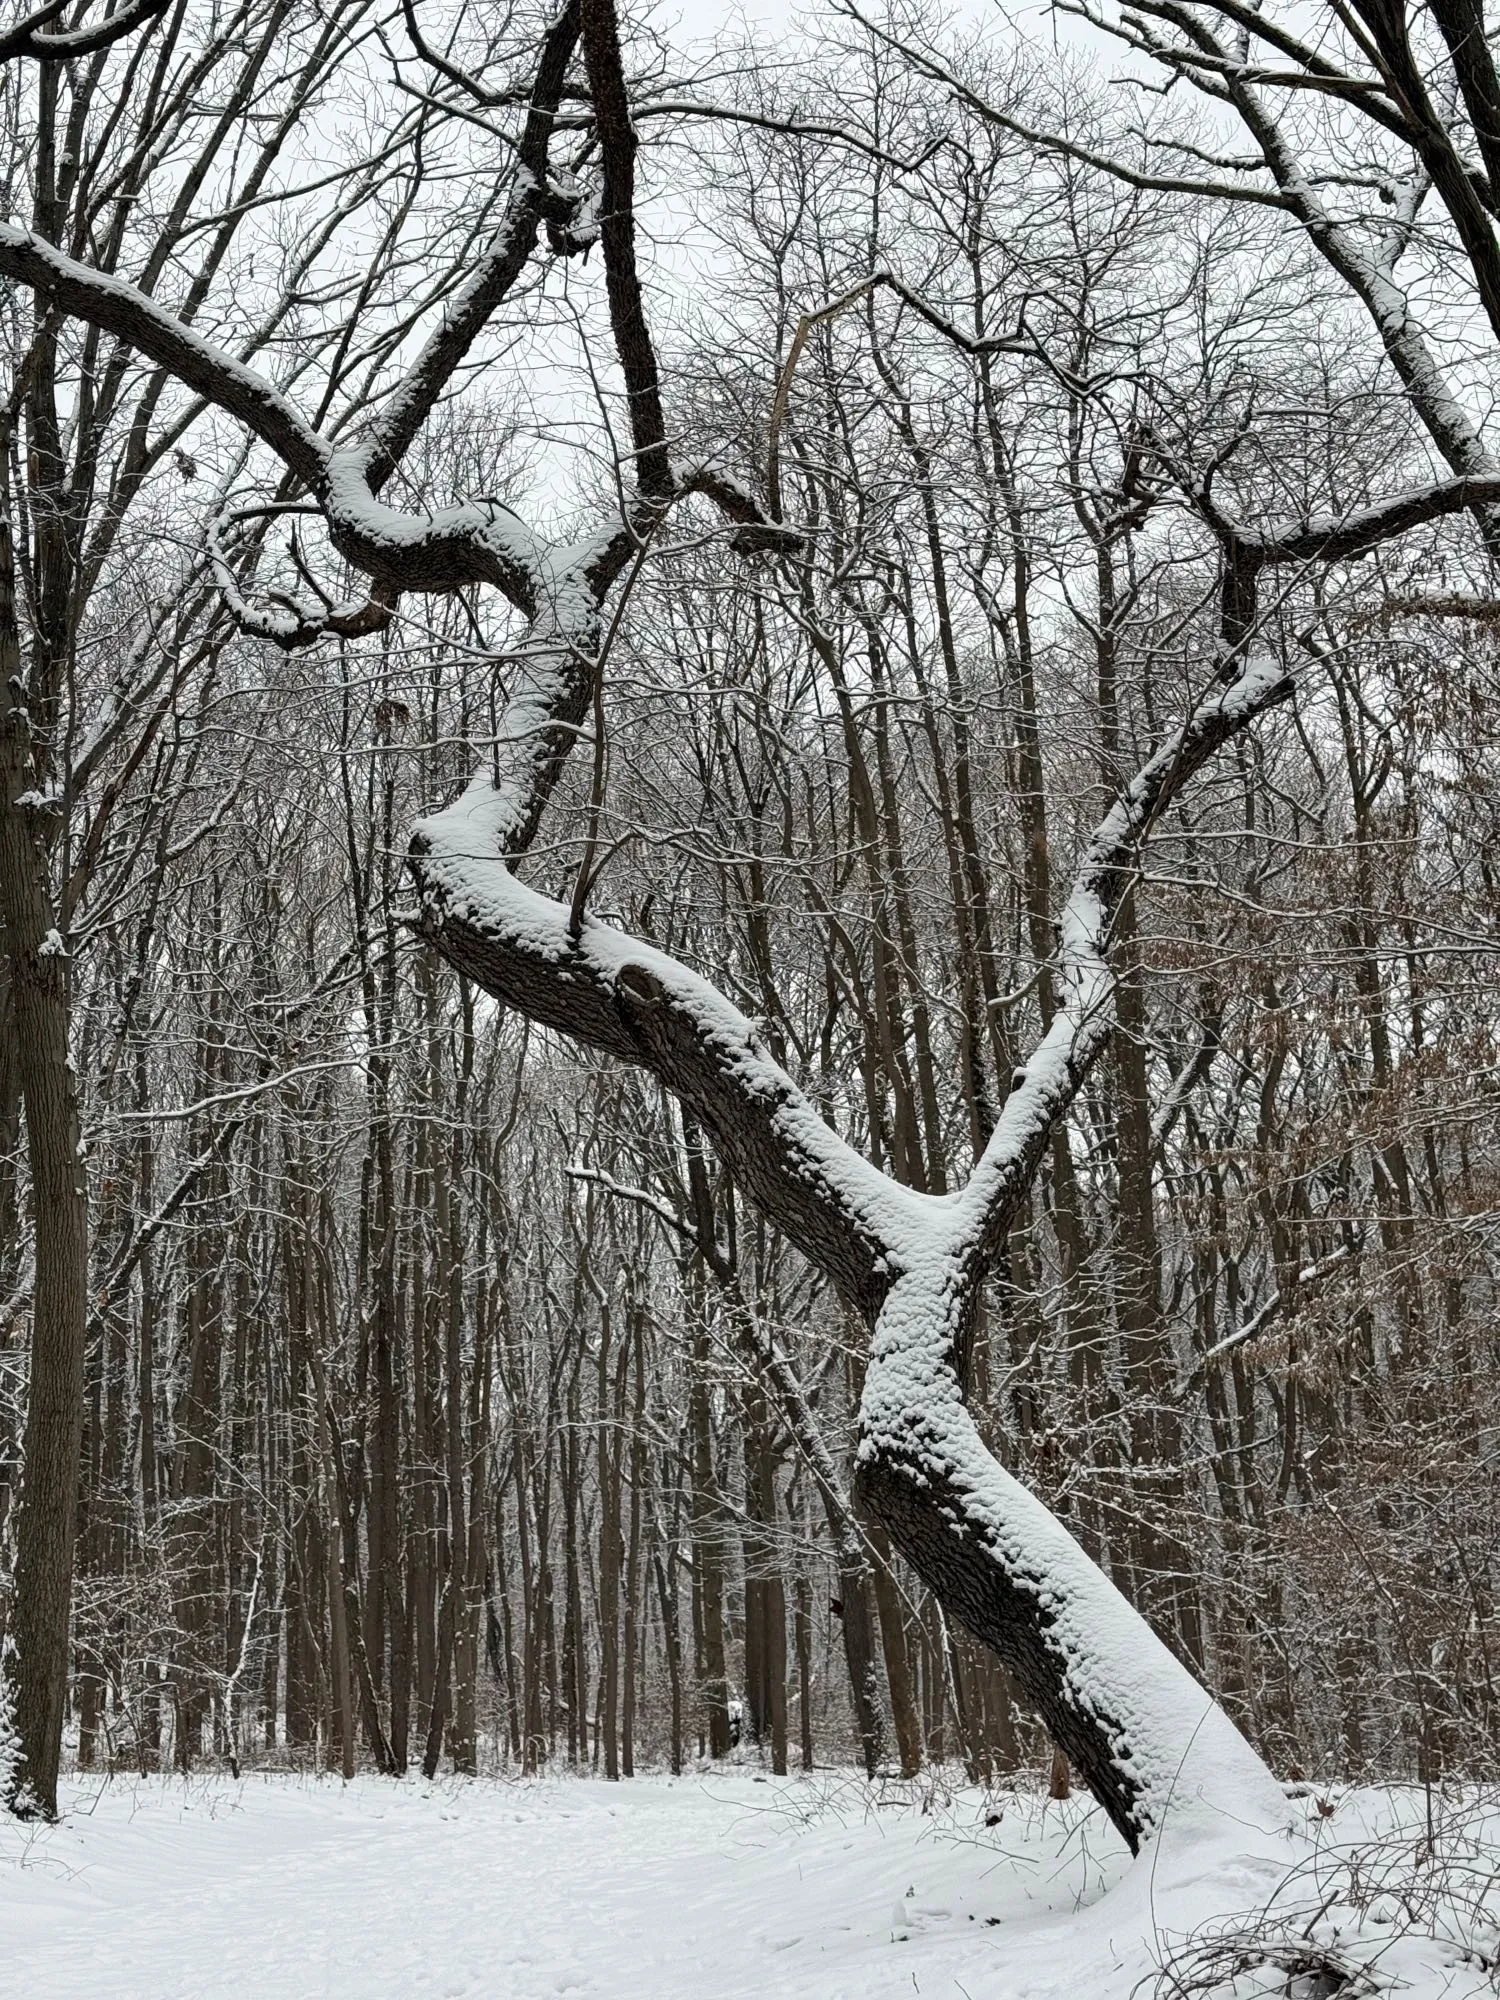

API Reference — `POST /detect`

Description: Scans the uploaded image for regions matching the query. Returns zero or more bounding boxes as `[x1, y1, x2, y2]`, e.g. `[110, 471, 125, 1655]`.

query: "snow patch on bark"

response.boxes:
[0, 1642, 24, 1815]
[861, 1264, 1292, 1853]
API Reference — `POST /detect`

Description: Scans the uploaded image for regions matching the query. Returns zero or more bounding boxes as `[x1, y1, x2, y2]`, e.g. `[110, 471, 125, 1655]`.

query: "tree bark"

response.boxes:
[0, 516, 88, 1821]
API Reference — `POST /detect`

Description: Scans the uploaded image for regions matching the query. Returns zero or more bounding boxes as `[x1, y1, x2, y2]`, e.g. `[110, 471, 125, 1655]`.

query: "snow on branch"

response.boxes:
[957, 647, 1295, 1277]
[1243, 473, 1500, 563]
[413, 768, 924, 1313]
[415, 632, 1295, 1358]
[0, 224, 330, 486]
[0, 0, 170, 62]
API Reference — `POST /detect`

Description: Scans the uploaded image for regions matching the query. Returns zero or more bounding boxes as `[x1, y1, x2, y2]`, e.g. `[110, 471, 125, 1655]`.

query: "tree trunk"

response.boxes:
[866, 1518, 923, 1778]
[0, 517, 88, 1821]
[622, 1308, 646, 1778]
[856, 1267, 1287, 1853]
[689, 1331, 731, 1759]
[598, 1302, 622, 1781]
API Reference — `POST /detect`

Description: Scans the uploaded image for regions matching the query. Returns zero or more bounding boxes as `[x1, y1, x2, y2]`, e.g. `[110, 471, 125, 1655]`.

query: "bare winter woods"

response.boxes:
[0, 0, 1497, 1849]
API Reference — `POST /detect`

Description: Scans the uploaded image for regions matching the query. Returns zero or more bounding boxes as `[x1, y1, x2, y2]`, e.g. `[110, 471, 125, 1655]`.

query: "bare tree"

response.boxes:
[2, 0, 1497, 1876]
[0, 0, 402, 1812]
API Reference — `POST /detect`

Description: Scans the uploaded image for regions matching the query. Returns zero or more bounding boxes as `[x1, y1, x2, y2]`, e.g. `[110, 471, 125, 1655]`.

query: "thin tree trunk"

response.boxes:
[866, 1518, 923, 1778]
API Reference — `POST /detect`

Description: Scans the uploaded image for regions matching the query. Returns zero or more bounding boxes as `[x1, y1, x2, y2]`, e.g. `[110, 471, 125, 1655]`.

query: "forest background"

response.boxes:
[0, 0, 1496, 1836]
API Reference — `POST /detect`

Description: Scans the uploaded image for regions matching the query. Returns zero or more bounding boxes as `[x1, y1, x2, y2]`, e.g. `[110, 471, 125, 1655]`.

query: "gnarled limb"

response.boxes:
[411, 765, 907, 1312]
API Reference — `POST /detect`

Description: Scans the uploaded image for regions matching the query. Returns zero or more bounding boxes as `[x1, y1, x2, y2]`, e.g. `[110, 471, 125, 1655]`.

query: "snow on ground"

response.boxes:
[1, 1766, 1495, 1999]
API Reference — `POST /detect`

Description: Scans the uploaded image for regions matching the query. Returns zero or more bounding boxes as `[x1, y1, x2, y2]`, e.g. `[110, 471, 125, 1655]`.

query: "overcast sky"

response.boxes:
[675, 0, 1017, 58]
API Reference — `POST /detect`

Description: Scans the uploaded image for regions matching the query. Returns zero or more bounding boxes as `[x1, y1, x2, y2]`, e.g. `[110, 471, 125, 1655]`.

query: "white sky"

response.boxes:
[672, 0, 1021, 61]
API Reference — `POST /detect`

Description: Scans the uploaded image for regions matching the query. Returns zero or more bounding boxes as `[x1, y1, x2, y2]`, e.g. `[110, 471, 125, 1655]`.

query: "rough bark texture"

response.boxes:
[855, 1446, 1140, 1838]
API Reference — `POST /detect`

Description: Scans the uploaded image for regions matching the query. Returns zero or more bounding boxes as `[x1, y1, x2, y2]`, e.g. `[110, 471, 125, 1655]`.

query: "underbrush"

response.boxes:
[1151, 1786, 1500, 1998]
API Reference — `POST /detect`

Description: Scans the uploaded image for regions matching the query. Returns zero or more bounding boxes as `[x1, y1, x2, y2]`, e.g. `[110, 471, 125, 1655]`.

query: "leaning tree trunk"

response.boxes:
[408, 612, 1297, 1856]
[853, 1263, 1284, 1849]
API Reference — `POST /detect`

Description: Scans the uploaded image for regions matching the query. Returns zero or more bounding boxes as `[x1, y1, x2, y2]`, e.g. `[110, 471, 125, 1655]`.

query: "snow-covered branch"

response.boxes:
[0, 0, 171, 62]
[957, 647, 1295, 1278]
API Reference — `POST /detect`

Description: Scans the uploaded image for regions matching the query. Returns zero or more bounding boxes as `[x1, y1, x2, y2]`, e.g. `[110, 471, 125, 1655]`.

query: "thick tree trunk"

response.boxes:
[598, 1303, 622, 1781]
[855, 1267, 1288, 1853]
[793, 1570, 813, 1771]
[834, 1564, 884, 1778]
[622, 1309, 646, 1779]
[309, 1339, 356, 1782]
[0, 521, 88, 1821]
[654, 1540, 684, 1775]
[866, 1518, 923, 1778]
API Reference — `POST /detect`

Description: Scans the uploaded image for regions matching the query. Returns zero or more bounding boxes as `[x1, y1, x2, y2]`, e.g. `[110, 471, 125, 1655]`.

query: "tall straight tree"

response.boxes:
[0, 0, 401, 1813]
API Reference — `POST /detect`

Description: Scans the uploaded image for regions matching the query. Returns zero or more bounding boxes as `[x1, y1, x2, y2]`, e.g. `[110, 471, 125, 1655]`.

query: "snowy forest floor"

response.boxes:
[2, 1766, 1497, 1999]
